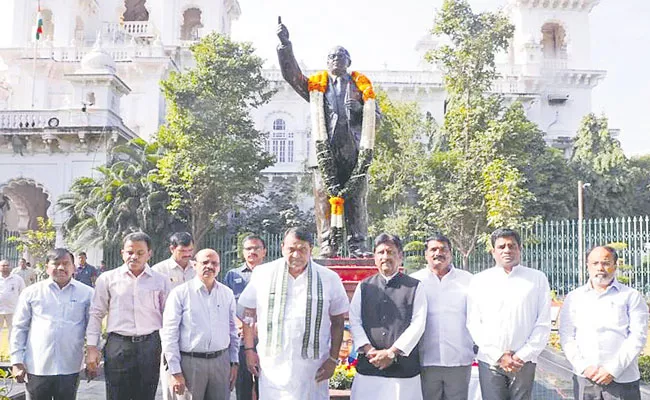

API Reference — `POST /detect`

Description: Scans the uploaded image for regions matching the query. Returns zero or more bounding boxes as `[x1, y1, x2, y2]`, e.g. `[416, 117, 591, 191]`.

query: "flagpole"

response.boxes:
[31, 41, 37, 109]
[31, 0, 41, 109]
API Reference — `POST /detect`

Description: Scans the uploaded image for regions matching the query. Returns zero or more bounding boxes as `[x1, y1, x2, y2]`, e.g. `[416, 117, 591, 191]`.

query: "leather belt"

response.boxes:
[109, 331, 158, 343]
[180, 348, 228, 359]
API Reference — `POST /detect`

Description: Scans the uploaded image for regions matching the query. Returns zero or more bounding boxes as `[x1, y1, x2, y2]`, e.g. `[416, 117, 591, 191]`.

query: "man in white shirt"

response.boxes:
[411, 234, 474, 400]
[161, 248, 239, 400]
[560, 246, 648, 400]
[152, 231, 196, 400]
[85, 232, 171, 400]
[239, 227, 349, 400]
[11, 248, 94, 399]
[152, 232, 196, 289]
[349, 233, 427, 400]
[467, 228, 551, 400]
[0, 259, 25, 342]
[11, 258, 38, 286]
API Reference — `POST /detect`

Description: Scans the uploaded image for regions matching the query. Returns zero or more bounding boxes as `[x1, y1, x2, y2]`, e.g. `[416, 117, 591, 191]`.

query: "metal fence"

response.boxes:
[0, 229, 20, 266]
[455, 216, 650, 296]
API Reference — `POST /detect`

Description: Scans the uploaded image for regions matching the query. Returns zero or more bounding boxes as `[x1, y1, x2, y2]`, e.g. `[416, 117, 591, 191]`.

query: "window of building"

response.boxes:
[181, 8, 203, 40]
[541, 22, 566, 59]
[267, 118, 294, 163]
[123, 0, 149, 22]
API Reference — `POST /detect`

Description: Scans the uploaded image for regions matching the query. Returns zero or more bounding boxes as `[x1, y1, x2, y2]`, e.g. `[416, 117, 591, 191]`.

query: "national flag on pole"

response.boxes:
[35, 7, 43, 40]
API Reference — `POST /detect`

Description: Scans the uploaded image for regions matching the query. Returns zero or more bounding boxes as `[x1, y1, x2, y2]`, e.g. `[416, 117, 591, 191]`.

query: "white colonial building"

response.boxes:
[0, 0, 604, 260]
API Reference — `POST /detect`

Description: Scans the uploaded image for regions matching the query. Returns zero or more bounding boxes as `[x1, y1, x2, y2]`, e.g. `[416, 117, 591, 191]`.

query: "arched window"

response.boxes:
[181, 8, 203, 40]
[267, 118, 294, 163]
[123, 0, 149, 22]
[541, 22, 566, 59]
[273, 118, 286, 131]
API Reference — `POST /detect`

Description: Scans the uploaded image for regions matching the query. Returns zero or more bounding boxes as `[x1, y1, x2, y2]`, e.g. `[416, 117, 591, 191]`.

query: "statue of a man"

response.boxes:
[277, 19, 379, 258]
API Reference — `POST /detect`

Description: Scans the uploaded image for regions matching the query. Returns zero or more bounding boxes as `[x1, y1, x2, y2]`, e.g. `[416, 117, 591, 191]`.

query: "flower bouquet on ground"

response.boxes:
[329, 359, 357, 390]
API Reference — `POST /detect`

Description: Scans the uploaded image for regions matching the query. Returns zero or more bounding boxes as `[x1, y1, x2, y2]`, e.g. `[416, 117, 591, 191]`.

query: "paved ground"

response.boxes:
[2, 349, 649, 400]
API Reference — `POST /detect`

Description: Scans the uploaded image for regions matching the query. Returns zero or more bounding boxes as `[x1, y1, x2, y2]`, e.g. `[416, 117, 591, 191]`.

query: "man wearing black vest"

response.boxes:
[349, 233, 427, 400]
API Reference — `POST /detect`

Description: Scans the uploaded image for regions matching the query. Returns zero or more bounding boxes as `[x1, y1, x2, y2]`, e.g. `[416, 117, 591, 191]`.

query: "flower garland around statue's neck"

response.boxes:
[308, 70, 377, 255]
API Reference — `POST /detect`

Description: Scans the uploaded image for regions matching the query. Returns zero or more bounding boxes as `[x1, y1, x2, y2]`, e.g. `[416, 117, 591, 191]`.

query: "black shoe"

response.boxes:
[349, 248, 373, 258]
[319, 245, 337, 258]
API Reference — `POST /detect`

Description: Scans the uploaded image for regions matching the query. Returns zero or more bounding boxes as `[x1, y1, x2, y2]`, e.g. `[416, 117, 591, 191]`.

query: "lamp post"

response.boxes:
[577, 181, 591, 285]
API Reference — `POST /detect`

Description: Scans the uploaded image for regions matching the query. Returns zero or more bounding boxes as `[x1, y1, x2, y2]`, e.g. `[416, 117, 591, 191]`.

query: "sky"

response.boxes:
[231, 0, 650, 157]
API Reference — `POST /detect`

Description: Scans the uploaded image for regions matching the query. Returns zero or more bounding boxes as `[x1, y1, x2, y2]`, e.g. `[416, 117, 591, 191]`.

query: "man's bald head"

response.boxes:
[0, 259, 10, 277]
[194, 249, 220, 284]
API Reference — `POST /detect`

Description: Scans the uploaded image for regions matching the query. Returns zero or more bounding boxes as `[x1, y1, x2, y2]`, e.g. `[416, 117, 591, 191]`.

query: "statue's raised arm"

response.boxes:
[276, 17, 310, 102]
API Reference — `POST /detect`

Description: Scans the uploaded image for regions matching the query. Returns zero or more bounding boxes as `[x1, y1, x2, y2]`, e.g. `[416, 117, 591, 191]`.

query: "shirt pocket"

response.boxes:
[64, 301, 86, 324]
[138, 289, 162, 312]
[609, 303, 628, 326]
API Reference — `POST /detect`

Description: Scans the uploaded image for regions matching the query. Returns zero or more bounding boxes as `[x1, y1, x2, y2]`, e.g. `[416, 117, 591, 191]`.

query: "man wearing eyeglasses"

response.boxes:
[224, 235, 267, 400]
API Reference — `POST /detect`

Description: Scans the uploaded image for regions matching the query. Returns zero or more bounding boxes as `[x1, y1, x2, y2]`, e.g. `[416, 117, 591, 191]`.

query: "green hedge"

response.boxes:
[640, 355, 650, 382]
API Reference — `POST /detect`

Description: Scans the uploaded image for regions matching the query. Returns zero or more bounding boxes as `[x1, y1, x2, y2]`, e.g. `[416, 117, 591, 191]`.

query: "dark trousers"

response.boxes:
[478, 360, 536, 400]
[573, 375, 641, 400]
[104, 332, 162, 400]
[25, 373, 79, 400]
[235, 345, 259, 400]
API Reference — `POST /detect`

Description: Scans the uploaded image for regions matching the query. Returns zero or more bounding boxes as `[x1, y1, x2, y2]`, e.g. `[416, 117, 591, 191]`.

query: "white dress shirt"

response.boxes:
[161, 277, 239, 374]
[86, 264, 171, 347]
[238, 258, 349, 400]
[411, 266, 475, 367]
[151, 257, 195, 289]
[0, 274, 25, 314]
[10, 278, 94, 375]
[559, 279, 649, 383]
[467, 265, 551, 365]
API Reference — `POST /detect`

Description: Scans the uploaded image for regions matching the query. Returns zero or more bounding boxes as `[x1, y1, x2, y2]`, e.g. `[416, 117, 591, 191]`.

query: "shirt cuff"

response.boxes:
[602, 362, 622, 379]
[86, 334, 101, 348]
[10, 353, 24, 366]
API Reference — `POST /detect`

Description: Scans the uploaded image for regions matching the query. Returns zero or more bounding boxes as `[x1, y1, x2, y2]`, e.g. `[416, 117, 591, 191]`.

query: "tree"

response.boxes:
[569, 113, 634, 218]
[154, 33, 275, 243]
[367, 91, 432, 238]
[57, 138, 184, 250]
[417, 0, 533, 268]
[8, 216, 56, 269]
[628, 155, 650, 216]
[415, 0, 576, 267]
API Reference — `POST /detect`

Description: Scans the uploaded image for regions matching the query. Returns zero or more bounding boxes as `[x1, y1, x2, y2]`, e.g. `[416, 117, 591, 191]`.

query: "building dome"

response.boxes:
[79, 33, 116, 74]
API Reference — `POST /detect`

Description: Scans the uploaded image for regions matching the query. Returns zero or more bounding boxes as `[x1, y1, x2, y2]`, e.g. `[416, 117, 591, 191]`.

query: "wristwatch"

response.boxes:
[386, 349, 396, 363]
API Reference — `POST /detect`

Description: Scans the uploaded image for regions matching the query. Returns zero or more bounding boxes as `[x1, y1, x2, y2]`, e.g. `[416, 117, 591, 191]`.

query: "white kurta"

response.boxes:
[348, 273, 427, 400]
[238, 258, 349, 400]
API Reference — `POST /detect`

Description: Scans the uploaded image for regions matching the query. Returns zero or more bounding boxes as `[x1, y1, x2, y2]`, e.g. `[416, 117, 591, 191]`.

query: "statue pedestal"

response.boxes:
[316, 258, 376, 300]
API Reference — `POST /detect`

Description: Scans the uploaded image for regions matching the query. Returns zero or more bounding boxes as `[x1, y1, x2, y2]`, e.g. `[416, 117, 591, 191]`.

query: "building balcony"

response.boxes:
[0, 109, 135, 140]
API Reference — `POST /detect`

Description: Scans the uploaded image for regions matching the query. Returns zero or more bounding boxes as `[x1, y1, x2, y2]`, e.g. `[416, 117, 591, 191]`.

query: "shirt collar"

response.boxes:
[47, 277, 74, 291]
[585, 277, 621, 293]
[381, 271, 400, 283]
[191, 276, 218, 293]
[119, 263, 153, 277]
[428, 264, 455, 279]
[241, 263, 254, 272]
[497, 264, 522, 276]
[169, 257, 192, 271]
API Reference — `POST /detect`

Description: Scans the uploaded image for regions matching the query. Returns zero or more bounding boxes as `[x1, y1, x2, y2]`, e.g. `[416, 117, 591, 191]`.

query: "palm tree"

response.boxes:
[58, 138, 187, 251]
